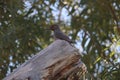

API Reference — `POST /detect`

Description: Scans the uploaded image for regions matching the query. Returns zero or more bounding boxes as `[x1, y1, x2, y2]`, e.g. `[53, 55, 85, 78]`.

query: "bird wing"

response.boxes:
[54, 30, 72, 42]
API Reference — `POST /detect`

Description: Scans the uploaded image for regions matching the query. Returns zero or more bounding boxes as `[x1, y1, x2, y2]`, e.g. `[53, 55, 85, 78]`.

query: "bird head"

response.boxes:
[50, 24, 60, 31]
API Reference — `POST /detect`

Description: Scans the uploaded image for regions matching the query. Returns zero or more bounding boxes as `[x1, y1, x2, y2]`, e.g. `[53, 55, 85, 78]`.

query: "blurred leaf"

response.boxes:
[94, 57, 101, 64]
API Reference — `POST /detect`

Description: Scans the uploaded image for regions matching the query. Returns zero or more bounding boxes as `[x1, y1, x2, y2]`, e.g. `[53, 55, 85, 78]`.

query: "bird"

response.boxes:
[50, 24, 73, 43]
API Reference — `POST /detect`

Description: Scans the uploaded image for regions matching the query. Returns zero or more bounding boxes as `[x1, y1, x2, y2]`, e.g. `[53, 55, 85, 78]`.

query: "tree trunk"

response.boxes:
[4, 40, 86, 80]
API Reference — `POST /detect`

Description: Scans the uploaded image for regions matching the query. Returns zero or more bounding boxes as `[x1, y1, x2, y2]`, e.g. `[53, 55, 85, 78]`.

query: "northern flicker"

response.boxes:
[50, 24, 73, 43]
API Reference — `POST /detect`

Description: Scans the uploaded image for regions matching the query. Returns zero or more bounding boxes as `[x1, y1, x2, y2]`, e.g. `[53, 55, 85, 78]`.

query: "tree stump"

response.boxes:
[4, 40, 87, 80]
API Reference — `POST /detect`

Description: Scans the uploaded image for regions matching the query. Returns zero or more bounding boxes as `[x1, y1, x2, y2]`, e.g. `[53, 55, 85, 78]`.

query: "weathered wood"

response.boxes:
[4, 40, 86, 80]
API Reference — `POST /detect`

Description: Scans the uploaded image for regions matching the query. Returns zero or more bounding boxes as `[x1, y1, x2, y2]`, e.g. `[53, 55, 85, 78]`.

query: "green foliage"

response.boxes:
[0, 0, 120, 79]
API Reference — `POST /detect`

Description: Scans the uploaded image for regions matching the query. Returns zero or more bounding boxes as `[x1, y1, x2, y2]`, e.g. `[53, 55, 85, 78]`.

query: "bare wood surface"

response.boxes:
[4, 40, 86, 80]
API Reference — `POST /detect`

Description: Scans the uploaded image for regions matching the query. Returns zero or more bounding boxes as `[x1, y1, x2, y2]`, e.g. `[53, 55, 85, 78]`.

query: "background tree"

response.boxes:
[0, 0, 120, 79]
